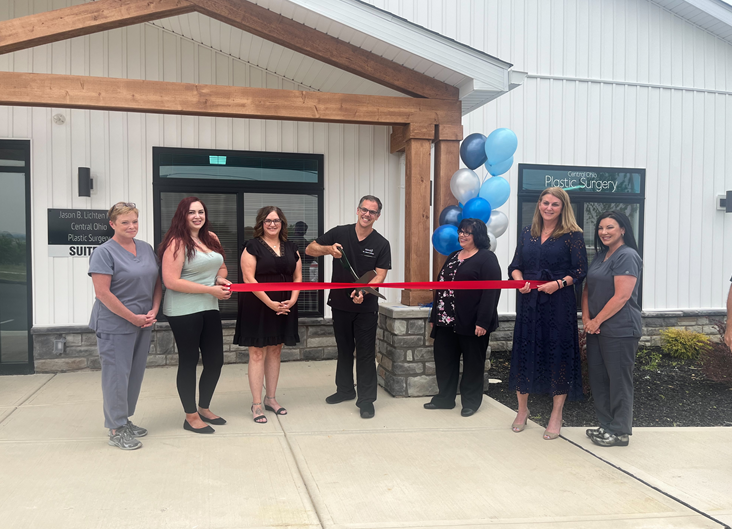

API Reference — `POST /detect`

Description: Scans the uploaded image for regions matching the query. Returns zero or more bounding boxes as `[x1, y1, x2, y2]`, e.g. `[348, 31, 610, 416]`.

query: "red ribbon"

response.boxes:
[229, 280, 547, 293]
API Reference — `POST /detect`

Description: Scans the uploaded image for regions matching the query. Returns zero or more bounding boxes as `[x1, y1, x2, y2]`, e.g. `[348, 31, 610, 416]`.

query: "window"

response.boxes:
[517, 164, 645, 305]
[154, 147, 324, 319]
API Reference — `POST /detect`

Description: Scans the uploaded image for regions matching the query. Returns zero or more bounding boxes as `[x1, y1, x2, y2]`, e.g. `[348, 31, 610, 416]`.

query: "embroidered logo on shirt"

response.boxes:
[363, 248, 375, 257]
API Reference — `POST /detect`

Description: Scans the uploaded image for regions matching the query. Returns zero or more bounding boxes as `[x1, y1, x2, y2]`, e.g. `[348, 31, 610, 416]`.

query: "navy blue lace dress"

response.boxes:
[508, 227, 588, 400]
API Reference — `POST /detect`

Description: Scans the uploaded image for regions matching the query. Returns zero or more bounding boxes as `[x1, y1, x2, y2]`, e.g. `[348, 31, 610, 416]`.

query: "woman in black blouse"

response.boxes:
[234, 206, 301, 423]
[425, 218, 502, 417]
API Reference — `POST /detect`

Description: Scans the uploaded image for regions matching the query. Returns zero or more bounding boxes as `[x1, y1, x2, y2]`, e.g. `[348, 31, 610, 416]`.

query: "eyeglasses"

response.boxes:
[113, 202, 136, 209]
[263, 219, 282, 226]
[358, 206, 380, 216]
[458, 230, 473, 236]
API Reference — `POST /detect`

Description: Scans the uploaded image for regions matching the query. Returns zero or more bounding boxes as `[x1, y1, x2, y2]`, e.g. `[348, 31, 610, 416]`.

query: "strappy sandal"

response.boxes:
[251, 403, 267, 424]
[264, 396, 287, 415]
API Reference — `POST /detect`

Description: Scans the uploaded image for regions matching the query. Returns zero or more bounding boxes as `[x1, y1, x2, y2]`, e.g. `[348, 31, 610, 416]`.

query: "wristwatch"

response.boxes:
[560, 279, 568, 288]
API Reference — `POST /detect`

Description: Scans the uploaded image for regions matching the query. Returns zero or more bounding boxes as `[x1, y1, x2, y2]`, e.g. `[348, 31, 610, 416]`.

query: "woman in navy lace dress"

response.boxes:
[508, 187, 587, 440]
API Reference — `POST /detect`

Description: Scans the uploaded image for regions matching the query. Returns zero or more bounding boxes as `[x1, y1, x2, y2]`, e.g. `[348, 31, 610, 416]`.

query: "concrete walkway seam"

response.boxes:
[0, 373, 56, 426]
[560, 435, 731, 529]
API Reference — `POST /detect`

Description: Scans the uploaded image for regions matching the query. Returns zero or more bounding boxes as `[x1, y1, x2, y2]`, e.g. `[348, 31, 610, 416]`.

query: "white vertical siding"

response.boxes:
[0, 0, 404, 326]
[367, 0, 732, 313]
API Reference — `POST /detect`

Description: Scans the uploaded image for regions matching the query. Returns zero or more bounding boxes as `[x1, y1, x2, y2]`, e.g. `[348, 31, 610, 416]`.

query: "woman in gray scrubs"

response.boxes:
[89, 202, 163, 451]
[582, 210, 642, 447]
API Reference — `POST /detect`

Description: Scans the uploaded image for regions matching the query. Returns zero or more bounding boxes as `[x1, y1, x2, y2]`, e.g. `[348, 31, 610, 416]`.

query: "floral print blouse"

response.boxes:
[435, 253, 463, 327]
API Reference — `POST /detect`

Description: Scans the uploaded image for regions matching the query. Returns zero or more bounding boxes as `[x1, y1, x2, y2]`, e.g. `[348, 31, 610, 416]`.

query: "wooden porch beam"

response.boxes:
[433, 124, 463, 279]
[401, 136, 433, 306]
[0, 71, 462, 126]
[187, 0, 459, 101]
[0, 0, 195, 55]
[389, 123, 435, 154]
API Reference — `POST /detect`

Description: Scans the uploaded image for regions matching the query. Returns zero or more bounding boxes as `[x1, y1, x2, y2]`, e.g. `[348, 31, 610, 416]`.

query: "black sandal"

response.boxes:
[264, 396, 287, 415]
[251, 403, 267, 424]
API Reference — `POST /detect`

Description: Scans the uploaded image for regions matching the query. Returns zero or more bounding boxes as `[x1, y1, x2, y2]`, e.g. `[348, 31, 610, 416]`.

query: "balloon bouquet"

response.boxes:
[432, 128, 517, 255]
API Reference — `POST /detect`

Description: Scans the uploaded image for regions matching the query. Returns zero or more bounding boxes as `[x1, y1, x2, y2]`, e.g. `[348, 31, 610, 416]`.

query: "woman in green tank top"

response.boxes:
[161, 197, 232, 434]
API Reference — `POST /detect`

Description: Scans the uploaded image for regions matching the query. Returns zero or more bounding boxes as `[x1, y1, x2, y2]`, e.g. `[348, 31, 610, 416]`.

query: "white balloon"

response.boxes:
[488, 232, 497, 252]
[450, 168, 481, 204]
[486, 210, 509, 238]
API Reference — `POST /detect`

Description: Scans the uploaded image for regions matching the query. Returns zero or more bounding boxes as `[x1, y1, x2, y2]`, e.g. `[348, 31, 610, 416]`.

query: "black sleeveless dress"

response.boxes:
[233, 238, 301, 347]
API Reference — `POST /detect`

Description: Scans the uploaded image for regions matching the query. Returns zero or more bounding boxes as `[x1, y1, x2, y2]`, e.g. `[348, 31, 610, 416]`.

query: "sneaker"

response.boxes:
[590, 431, 629, 447]
[126, 420, 148, 438]
[586, 427, 607, 439]
[108, 425, 142, 450]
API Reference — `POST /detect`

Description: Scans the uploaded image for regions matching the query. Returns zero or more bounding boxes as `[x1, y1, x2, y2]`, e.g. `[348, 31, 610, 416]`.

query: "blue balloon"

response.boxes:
[484, 128, 518, 166]
[432, 225, 461, 256]
[438, 205, 462, 226]
[486, 156, 513, 176]
[462, 197, 492, 223]
[479, 176, 511, 209]
[460, 133, 488, 170]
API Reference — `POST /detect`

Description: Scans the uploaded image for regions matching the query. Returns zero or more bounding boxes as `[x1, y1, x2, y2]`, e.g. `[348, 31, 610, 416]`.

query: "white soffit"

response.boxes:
[650, 0, 732, 42]
[249, 0, 519, 113]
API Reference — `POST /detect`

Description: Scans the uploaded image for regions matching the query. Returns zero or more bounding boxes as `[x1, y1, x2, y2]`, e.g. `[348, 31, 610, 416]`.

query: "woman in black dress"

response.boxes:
[234, 206, 301, 423]
[508, 187, 587, 440]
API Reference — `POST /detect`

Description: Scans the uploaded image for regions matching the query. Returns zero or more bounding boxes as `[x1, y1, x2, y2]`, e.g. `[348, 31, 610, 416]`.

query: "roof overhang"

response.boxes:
[651, 0, 732, 43]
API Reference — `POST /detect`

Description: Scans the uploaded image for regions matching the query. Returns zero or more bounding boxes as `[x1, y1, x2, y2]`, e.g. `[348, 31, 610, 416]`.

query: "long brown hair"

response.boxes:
[253, 206, 288, 242]
[158, 197, 225, 261]
[530, 187, 582, 238]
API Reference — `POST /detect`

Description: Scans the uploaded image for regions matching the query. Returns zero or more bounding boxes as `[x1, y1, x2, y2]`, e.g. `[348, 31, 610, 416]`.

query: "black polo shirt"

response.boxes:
[316, 224, 391, 312]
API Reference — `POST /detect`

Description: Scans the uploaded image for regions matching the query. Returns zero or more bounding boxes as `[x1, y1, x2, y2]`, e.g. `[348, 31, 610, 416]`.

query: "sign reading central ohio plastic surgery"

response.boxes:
[47, 209, 111, 257]
[521, 168, 642, 194]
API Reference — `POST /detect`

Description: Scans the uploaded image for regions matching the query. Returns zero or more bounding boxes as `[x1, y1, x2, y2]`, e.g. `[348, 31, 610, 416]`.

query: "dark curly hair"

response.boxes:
[253, 206, 288, 242]
[458, 218, 490, 250]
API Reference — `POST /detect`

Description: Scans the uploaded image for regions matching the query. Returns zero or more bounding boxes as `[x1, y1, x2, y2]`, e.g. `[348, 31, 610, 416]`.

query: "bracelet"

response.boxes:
[556, 280, 561, 289]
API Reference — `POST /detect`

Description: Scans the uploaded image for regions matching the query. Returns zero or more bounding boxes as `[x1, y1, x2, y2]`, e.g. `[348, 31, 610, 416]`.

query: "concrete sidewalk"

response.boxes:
[0, 360, 729, 529]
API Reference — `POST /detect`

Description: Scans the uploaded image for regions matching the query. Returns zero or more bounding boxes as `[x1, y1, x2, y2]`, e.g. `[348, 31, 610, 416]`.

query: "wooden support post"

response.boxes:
[401, 123, 435, 306]
[433, 124, 463, 279]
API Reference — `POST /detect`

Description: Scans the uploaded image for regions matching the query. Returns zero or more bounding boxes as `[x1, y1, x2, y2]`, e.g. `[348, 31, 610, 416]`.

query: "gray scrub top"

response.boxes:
[587, 245, 643, 338]
[88, 239, 159, 334]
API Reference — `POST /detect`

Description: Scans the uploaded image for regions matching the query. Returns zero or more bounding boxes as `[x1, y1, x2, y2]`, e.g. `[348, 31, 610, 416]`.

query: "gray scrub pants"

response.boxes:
[586, 334, 639, 436]
[96, 328, 152, 430]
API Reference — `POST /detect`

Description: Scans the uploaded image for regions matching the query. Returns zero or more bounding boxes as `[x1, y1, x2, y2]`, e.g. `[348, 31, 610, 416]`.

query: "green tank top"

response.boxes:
[163, 249, 223, 317]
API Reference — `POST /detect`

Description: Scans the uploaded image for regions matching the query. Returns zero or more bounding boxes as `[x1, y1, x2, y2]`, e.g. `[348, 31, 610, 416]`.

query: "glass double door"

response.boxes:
[0, 141, 33, 374]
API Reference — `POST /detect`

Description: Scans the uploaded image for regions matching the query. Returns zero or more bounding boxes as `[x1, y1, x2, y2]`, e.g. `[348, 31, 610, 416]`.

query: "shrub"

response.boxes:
[699, 320, 732, 385]
[659, 328, 710, 362]
[636, 347, 662, 371]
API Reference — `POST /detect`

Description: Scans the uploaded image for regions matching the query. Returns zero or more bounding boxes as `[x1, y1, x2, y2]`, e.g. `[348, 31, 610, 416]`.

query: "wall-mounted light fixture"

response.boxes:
[78, 167, 93, 197]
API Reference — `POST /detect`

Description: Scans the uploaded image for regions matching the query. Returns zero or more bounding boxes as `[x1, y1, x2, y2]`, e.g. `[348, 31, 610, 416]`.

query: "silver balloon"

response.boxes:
[488, 232, 498, 252]
[450, 168, 481, 204]
[486, 210, 509, 238]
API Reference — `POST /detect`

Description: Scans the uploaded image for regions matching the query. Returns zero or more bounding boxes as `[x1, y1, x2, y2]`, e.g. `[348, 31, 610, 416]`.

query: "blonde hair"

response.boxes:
[530, 187, 582, 238]
[107, 202, 139, 223]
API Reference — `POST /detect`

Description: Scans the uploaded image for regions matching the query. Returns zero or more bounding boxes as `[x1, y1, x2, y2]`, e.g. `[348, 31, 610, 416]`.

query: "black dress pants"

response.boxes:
[431, 325, 490, 410]
[167, 310, 224, 414]
[331, 308, 378, 407]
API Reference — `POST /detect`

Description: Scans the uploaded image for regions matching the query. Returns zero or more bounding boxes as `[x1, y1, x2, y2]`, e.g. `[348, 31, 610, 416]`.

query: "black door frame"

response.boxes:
[0, 139, 34, 375]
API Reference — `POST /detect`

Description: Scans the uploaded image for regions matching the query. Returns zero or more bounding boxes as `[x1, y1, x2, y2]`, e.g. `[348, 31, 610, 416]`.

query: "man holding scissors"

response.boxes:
[306, 195, 391, 418]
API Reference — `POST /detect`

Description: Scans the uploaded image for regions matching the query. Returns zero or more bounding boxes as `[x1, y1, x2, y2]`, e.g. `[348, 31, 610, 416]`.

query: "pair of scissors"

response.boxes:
[336, 244, 387, 300]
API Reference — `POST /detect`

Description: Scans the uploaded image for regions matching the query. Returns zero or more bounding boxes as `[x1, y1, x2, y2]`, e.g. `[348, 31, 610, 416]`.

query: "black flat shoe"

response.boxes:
[424, 402, 455, 410]
[359, 403, 375, 419]
[461, 408, 477, 417]
[251, 403, 268, 424]
[198, 413, 227, 425]
[183, 420, 214, 434]
[325, 392, 356, 404]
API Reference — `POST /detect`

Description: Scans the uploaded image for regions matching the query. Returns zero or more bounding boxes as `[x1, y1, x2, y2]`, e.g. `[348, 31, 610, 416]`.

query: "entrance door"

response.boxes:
[0, 140, 33, 374]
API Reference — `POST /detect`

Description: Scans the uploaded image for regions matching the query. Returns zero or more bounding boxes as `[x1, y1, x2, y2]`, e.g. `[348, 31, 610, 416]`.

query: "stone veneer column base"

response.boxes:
[376, 302, 492, 397]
